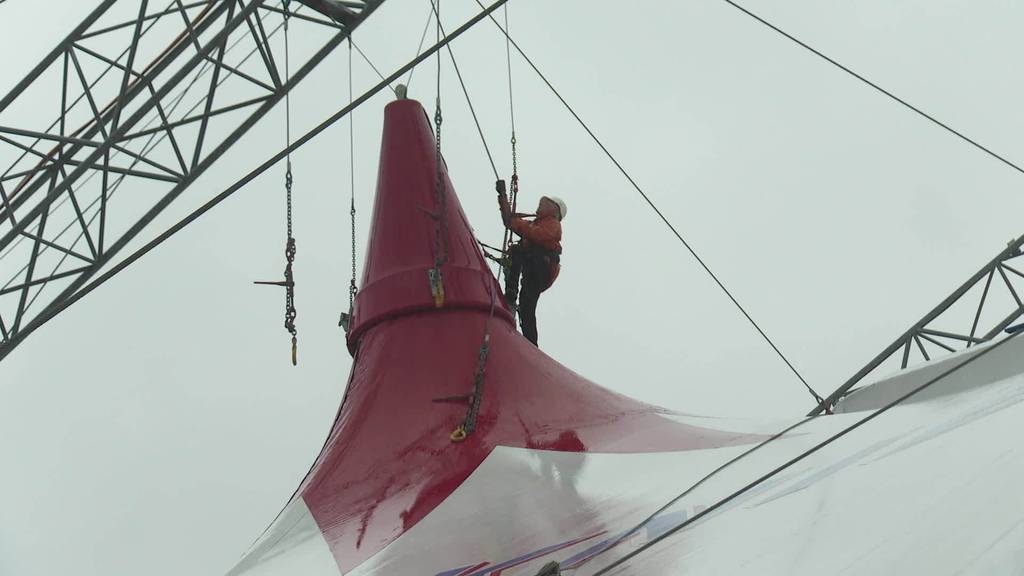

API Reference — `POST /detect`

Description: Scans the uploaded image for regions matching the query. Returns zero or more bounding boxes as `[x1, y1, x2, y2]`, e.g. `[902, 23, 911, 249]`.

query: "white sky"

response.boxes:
[2, 1, 1024, 575]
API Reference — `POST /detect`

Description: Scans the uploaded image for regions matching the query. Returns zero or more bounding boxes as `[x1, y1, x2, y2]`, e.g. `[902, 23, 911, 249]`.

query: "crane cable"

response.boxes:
[720, 0, 1024, 179]
[347, 38, 358, 312]
[429, 1, 511, 290]
[474, 0, 824, 406]
[419, 2, 499, 442]
[429, 0, 498, 181]
[337, 37, 360, 333]
[349, 39, 394, 95]
[271, 0, 299, 366]
[427, 0, 449, 309]
[425, 4, 497, 443]
[499, 3, 518, 265]
[404, 3, 437, 91]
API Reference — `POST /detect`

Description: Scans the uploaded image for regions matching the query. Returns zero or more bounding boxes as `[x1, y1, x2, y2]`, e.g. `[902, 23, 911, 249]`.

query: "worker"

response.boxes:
[497, 180, 566, 346]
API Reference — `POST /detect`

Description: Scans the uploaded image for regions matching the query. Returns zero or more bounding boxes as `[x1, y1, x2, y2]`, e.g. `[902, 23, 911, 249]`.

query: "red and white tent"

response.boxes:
[229, 97, 1024, 576]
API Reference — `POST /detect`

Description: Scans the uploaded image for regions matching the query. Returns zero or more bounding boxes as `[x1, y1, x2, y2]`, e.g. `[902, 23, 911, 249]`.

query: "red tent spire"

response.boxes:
[347, 98, 512, 350]
[294, 99, 758, 573]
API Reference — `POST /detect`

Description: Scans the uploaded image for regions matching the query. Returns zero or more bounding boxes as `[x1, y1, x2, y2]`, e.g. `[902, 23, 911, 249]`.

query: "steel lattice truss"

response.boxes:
[813, 235, 1024, 414]
[0, 0, 383, 360]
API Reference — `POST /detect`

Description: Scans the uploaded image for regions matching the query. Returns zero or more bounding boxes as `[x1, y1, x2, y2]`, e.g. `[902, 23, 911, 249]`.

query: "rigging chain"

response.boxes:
[451, 241, 500, 442]
[405, 4, 436, 91]
[421, 1, 497, 442]
[430, 0, 498, 181]
[450, 286, 496, 442]
[255, 0, 298, 365]
[338, 38, 359, 332]
[283, 1, 298, 365]
[428, 0, 448, 308]
[348, 38, 358, 311]
[500, 3, 518, 263]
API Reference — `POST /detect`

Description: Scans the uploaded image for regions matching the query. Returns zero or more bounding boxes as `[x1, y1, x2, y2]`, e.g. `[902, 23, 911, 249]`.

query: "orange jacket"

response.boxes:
[509, 215, 562, 253]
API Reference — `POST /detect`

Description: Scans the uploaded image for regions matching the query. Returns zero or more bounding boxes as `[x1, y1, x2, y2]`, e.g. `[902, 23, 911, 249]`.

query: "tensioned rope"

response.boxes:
[239, 30, 364, 555]
[249, 1, 300, 363]
[404, 4, 436, 90]
[0, 0, 513, 360]
[347, 38, 357, 311]
[349, 38, 393, 95]
[283, 0, 298, 364]
[423, 1, 499, 442]
[502, 4, 516, 153]
[429, 0, 499, 180]
[473, 0, 824, 405]
[427, 0, 449, 308]
[592, 328, 1023, 574]
[533, 4, 1024, 571]
[720, 0, 1024, 177]
[495, 2, 517, 286]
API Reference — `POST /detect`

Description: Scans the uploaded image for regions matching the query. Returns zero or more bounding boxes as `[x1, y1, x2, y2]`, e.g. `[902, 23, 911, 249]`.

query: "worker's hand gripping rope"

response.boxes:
[496, 179, 511, 225]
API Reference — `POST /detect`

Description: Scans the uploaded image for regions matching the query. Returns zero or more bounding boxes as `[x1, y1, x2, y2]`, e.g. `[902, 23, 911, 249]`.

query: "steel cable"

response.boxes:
[592, 329, 1023, 574]
[404, 4, 436, 91]
[474, 0, 824, 404]
[429, 0, 499, 180]
[348, 38, 357, 309]
[349, 38, 393, 94]
[719, 0, 1024, 178]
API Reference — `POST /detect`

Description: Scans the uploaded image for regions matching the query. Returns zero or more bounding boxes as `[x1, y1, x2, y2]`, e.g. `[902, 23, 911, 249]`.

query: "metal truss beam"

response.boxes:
[0, 0, 385, 359]
[812, 235, 1024, 415]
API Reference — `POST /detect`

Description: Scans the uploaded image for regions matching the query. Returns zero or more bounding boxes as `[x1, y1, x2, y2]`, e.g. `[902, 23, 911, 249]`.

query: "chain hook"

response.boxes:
[429, 71, 448, 307]
[449, 425, 467, 443]
[255, 14, 298, 365]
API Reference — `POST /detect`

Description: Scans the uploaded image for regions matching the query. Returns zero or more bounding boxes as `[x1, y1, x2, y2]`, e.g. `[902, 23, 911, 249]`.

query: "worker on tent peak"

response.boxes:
[497, 180, 566, 346]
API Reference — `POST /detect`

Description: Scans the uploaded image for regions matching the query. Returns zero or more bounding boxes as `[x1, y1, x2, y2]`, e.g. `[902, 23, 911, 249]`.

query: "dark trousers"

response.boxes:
[504, 244, 552, 346]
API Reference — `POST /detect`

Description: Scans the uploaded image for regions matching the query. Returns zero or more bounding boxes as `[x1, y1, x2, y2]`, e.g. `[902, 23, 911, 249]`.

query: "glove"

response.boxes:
[499, 196, 512, 226]
[495, 179, 506, 194]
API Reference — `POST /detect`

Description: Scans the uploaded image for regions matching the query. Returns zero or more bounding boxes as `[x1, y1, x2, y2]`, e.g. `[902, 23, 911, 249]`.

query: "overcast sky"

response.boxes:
[3, 1, 1024, 575]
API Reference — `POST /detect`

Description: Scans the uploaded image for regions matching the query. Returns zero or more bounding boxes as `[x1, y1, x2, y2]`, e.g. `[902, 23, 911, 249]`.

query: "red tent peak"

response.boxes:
[347, 99, 512, 350]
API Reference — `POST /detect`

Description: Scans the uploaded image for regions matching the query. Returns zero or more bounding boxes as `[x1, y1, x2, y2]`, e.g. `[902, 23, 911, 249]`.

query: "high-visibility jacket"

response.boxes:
[509, 215, 562, 254]
[509, 215, 562, 290]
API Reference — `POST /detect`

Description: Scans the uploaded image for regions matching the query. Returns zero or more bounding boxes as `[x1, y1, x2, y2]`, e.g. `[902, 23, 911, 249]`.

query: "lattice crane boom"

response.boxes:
[0, 0, 384, 360]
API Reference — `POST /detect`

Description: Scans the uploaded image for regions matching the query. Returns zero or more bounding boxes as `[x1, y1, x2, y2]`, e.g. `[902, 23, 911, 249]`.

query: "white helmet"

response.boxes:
[547, 196, 568, 221]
